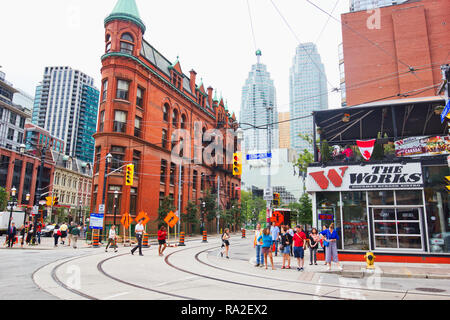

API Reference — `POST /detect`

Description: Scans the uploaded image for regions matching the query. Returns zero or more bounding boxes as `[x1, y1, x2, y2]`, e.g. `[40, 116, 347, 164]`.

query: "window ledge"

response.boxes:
[113, 99, 131, 104]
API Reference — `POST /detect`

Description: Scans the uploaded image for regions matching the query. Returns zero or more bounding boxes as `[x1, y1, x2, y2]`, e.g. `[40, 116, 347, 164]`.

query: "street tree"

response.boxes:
[0, 187, 7, 211]
[184, 201, 199, 235]
[156, 196, 176, 229]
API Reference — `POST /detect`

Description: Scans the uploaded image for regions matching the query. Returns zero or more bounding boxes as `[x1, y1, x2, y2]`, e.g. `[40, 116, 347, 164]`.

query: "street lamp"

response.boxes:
[78, 199, 83, 225]
[19, 144, 26, 155]
[7, 187, 17, 239]
[201, 201, 206, 233]
[113, 190, 118, 228]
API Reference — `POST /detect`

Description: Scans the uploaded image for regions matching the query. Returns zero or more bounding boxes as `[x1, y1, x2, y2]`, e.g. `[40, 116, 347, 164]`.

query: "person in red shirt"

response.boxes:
[157, 226, 168, 256]
[293, 225, 307, 271]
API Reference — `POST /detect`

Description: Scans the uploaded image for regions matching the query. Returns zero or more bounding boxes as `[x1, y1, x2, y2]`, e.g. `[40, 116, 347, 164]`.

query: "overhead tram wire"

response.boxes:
[246, 0, 258, 52]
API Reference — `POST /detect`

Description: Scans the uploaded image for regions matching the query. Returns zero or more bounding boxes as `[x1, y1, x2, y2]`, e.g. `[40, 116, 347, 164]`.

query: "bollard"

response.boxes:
[92, 234, 100, 248]
[178, 232, 186, 246]
[142, 233, 149, 248]
[202, 230, 208, 243]
[242, 228, 246, 238]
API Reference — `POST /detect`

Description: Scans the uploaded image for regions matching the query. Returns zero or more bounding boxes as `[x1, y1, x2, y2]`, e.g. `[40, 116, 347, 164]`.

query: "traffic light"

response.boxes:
[272, 193, 280, 207]
[445, 176, 450, 192]
[125, 164, 134, 186]
[233, 152, 242, 176]
[53, 197, 59, 206]
[46, 197, 59, 206]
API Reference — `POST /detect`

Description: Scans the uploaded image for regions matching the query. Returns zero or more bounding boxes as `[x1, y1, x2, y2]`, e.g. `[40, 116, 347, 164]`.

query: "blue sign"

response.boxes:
[440, 100, 450, 123]
[89, 213, 104, 230]
[246, 152, 272, 161]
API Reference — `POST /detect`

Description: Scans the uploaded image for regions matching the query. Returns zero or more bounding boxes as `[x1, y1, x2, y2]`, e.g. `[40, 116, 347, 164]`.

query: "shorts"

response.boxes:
[222, 240, 230, 247]
[61, 231, 67, 238]
[158, 239, 166, 245]
[293, 246, 304, 259]
[282, 245, 291, 254]
[261, 247, 271, 255]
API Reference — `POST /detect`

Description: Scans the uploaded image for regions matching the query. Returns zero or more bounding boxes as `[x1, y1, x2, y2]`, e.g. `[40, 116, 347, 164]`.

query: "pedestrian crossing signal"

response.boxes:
[125, 164, 134, 186]
[233, 152, 242, 176]
[272, 193, 280, 206]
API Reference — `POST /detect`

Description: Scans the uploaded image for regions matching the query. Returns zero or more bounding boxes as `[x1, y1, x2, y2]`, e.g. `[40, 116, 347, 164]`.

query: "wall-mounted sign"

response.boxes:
[89, 213, 104, 230]
[306, 163, 423, 192]
[395, 135, 450, 157]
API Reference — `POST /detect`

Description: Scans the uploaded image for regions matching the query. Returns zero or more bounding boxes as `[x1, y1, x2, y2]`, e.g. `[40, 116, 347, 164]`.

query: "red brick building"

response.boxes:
[92, 0, 241, 233]
[341, 0, 450, 106]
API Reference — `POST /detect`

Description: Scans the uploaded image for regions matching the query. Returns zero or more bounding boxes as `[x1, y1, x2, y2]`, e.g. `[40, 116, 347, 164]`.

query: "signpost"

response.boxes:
[120, 212, 132, 246]
[246, 152, 272, 161]
[89, 213, 104, 230]
[263, 188, 273, 201]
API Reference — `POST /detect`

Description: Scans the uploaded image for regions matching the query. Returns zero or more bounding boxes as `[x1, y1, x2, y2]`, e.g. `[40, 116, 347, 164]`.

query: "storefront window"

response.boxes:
[396, 190, 422, 206]
[424, 166, 450, 253]
[316, 192, 342, 249]
[342, 191, 369, 250]
[368, 191, 394, 206]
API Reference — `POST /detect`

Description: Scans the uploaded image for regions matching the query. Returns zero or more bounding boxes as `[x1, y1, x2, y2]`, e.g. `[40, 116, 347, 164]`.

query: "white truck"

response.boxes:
[0, 211, 26, 236]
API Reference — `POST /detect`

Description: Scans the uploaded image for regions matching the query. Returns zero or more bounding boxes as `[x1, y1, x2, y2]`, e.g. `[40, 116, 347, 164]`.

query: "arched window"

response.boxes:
[172, 109, 179, 128]
[162, 129, 168, 148]
[163, 104, 169, 122]
[120, 33, 134, 55]
[180, 114, 186, 129]
[105, 34, 111, 53]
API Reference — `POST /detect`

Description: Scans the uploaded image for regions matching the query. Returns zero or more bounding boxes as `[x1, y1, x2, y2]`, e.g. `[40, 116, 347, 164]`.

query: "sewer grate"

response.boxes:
[415, 287, 446, 293]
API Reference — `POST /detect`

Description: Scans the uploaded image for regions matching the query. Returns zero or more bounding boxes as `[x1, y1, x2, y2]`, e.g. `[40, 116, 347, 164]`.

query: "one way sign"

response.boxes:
[164, 211, 179, 228]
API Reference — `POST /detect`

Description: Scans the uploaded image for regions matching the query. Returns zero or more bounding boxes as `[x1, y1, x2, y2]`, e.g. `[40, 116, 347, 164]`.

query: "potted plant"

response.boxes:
[372, 132, 384, 160]
[320, 140, 332, 162]
[384, 140, 396, 160]
[317, 127, 323, 135]
[434, 105, 445, 115]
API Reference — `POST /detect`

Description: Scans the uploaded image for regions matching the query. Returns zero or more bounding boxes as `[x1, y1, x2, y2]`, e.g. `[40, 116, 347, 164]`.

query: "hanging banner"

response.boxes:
[395, 135, 450, 157]
[356, 139, 376, 161]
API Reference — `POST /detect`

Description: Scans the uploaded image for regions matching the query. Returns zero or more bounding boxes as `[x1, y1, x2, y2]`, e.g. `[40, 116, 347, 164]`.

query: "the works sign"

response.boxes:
[306, 162, 423, 192]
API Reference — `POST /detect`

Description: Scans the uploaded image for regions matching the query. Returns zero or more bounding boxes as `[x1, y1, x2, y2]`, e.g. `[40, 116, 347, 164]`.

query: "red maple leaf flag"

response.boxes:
[356, 139, 376, 161]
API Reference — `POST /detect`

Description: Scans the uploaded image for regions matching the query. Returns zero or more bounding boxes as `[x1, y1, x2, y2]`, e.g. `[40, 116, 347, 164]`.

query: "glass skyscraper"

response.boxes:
[32, 66, 99, 163]
[349, 0, 408, 12]
[240, 50, 278, 153]
[289, 43, 328, 154]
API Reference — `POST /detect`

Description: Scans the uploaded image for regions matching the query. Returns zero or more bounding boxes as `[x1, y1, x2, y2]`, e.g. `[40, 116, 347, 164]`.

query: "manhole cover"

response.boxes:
[415, 288, 446, 293]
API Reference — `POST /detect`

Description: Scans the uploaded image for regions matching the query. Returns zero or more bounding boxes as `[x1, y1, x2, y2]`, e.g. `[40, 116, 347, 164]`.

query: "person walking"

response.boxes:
[71, 223, 81, 249]
[320, 223, 342, 271]
[105, 225, 118, 253]
[26, 222, 33, 245]
[68, 222, 75, 247]
[19, 225, 26, 248]
[53, 224, 61, 248]
[321, 225, 329, 265]
[36, 222, 42, 245]
[270, 222, 280, 257]
[288, 225, 294, 256]
[280, 226, 293, 269]
[60, 222, 68, 245]
[293, 225, 307, 271]
[257, 227, 275, 270]
[221, 228, 231, 259]
[131, 219, 144, 256]
[7, 222, 17, 248]
[309, 228, 320, 265]
[157, 226, 168, 256]
[253, 223, 264, 267]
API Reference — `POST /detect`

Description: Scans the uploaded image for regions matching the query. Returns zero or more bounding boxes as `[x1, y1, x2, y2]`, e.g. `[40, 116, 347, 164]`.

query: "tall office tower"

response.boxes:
[240, 50, 279, 153]
[278, 112, 290, 149]
[33, 66, 99, 163]
[289, 43, 328, 154]
[349, 0, 408, 12]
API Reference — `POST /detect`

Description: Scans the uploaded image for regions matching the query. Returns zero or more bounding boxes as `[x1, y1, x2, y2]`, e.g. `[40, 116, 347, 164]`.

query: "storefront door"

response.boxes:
[372, 207, 425, 251]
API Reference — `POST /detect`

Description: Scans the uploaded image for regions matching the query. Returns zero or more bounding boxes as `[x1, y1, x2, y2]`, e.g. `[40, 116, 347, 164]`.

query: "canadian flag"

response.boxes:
[356, 139, 376, 161]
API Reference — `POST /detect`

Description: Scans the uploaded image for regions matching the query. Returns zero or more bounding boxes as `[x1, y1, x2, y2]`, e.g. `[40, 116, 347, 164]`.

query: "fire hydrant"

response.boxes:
[364, 252, 376, 269]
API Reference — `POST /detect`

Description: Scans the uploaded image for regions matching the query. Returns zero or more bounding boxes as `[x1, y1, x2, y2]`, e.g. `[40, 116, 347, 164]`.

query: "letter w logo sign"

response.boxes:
[309, 167, 348, 190]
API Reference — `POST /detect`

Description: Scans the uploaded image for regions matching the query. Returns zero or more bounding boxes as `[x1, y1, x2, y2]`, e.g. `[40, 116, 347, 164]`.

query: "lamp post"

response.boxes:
[113, 190, 118, 228]
[201, 201, 206, 233]
[78, 199, 83, 225]
[22, 193, 30, 229]
[32, 145, 47, 245]
[7, 187, 17, 238]
[101, 153, 113, 209]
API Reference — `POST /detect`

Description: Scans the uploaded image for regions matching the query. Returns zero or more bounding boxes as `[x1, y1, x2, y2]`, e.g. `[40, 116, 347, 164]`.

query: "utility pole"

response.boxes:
[32, 146, 46, 244]
[217, 175, 220, 234]
[177, 162, 182, 237]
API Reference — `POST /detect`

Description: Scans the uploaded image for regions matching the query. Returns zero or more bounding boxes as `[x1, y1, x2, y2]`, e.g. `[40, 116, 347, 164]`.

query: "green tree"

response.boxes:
[200, 190, 217, 232]
[0, 187, 7, 212]
[184, 201, 199, 235]
[298, 193, 313, 226]
[156, 196, 176, 228]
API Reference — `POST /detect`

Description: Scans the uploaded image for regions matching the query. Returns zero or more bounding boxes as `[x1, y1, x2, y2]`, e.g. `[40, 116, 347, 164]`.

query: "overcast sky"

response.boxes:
[0, 0, 348, 118]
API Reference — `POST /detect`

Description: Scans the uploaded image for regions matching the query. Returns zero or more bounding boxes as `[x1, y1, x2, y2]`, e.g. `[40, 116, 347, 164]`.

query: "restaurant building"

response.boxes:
[306, 96, 450, 262]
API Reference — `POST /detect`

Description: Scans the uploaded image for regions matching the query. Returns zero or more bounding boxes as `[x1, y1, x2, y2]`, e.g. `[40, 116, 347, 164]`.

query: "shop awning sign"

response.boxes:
[306, 162, 423, 192]
[319, 214, 334, 221]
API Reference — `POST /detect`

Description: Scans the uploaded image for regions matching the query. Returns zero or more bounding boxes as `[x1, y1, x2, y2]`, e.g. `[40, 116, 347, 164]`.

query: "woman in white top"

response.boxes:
[254, 224, 264, 267]
[105, 225, 118, 253]
[221, 228, 231, 259]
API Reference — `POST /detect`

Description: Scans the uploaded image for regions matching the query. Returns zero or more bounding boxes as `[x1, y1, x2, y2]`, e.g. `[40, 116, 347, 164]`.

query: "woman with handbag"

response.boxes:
[320, 223, 342, 271]
[280, 226, 293, 269]
[320, 225, 328, 264]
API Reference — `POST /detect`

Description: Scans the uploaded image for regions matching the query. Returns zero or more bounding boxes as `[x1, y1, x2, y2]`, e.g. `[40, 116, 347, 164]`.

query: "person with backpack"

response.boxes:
[53, 224, 61, 248]
[257, 227, 275, 270]
[280, 226, 293, 269]
[221, 228, 230, 259]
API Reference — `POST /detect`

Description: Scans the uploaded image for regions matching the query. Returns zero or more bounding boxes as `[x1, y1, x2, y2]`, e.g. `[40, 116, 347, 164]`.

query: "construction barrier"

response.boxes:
[179, 232, 186, 246]
[202, 230, 208, 243]
[242, 228, 246, 238]
[92, 234, 100, 248]
[142, 233, 149, 248]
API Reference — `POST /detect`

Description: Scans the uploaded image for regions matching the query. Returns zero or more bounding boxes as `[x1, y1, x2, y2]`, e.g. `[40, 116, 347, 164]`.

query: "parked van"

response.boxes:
[0, 211, 26, 235]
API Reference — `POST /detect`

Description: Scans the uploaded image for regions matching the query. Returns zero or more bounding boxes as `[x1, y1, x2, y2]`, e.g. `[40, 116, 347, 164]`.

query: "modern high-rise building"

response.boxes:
[289, 43, 328, 154]
[240, 50, 279, 153]
[32, 66, 99, 163]
[349, 0, 408, 12]
[278, 112, 290, 149]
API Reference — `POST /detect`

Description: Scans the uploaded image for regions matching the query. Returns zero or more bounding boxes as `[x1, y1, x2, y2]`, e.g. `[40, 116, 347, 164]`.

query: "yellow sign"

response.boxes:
[135, 211, 150, 225]
[164, 211, 179, 228]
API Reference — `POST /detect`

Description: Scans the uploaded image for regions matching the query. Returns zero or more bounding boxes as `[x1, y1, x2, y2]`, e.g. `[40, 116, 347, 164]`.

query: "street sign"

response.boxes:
[246, 152, 272, 161]
[120, 212, 132, 229]
[164, 211, 179, 228]
[89, 213, 104, 230]
[31, 206, 39, 216]
[263, 188, 273, 201]
[270, 211, 283, 226]
[135, 211, 150, 225]
[98, 204, 105, 214]
[441, 101, 450, 123]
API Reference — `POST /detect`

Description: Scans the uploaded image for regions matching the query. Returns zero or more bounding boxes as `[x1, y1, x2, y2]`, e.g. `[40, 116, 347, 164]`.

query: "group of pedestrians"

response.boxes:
[130, 220, 169, 257]
[5, 221, 44, 248]
[254, 222, 341, 271]
[53, 221, 82, 249]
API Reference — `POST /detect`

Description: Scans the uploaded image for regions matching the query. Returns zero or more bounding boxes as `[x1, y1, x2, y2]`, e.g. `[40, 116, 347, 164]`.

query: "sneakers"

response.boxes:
[114, 249, 118, 253]
[297, 268, 301, 271]
[226, 256, 230, 259]
[105, 249, 108, 252]
[220, 252, 223, 258]
[255, 264, 260, 267]
[131, 250, 134, 255]
[300, 267, 304, 272]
